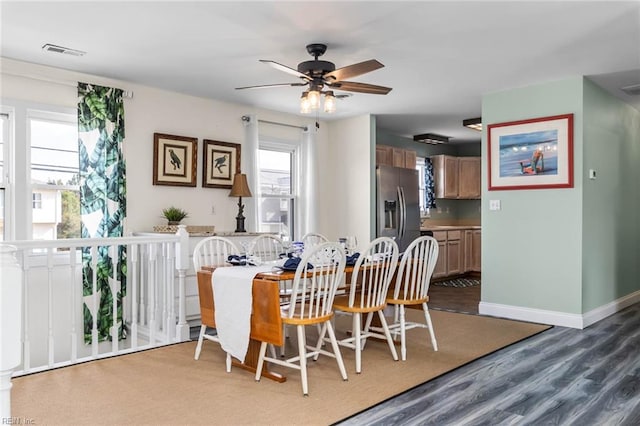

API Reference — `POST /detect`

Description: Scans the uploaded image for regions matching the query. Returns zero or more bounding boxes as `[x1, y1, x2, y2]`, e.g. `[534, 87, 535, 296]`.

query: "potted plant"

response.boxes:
[162, 206, 189, 225]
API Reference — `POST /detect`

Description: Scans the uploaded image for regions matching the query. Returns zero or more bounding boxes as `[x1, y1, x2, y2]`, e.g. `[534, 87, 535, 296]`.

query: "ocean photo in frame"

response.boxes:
[488, 114, 574, 190]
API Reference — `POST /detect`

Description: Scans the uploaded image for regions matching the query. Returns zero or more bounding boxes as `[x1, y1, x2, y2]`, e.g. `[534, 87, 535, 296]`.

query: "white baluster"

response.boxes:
[175, 225, 189, 341]
[166, 242, 176, 342]
[69, 246, 78, 363]
[46, 248, 55, 367]
[20, 250, 30, 372]
[130, 244, 139, 349]
[91, 245, 99, 357]
[0, 245, 23, 419]
[110, 245, 118, 353]
[148, 243, 157, 344]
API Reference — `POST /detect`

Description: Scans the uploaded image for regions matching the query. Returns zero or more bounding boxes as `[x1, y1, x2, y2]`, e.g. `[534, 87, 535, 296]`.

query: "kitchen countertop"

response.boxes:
[421, 225, 481, 231]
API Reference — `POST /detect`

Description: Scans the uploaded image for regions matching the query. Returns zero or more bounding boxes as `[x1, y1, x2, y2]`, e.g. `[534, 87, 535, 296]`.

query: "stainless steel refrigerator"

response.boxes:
[376, 165, 421, 252]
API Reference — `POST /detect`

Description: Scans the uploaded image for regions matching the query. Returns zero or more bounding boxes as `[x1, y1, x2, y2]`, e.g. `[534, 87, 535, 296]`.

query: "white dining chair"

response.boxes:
[254, 242, 348, 396]
[302, 232, 329, 250]
[369, 235, 439, 361]
[192, 236, 240, 372]
[332, 237, 399, 373]
[246, 234, 286, 262]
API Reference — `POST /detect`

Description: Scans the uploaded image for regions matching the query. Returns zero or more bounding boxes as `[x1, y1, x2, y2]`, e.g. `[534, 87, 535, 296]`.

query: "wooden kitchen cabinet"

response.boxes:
[431, 155, 480, 199]
[376, 145, 417, 169]
[431, 230, 463, 278]
[464, 229, 481, 272]
[376, 145, 392, 166]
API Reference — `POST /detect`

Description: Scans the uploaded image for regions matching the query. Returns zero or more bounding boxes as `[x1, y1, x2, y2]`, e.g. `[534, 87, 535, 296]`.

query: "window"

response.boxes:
[32, 192, 42, 209]
[416, 157, 428, 215]
[28, 112, 80, 240]
[257, 146, 296, 241]
[1, 101, 80, 241]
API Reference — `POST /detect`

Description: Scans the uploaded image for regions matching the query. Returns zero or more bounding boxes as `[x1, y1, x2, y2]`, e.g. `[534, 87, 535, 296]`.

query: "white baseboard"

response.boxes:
[479, 289, 640, 329]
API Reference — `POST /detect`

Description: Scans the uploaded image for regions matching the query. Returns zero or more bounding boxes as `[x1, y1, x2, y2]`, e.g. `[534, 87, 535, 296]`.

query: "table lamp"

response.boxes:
[229, 173, 252, 233]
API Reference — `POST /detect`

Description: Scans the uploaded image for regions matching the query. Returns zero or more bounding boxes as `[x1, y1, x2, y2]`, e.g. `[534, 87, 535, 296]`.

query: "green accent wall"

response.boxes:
[482, 76, 640, 315]
[582, 79, 640, 311]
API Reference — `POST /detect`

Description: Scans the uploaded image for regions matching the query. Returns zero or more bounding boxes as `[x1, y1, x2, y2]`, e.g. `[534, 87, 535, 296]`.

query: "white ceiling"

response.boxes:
[1, 1, 639, 144]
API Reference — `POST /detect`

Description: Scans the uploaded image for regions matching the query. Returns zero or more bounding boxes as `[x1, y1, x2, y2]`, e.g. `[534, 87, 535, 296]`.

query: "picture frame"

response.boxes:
[488, 113, 574, 190]
[202, 140, 241, 189]
[153, 133, 198, 187]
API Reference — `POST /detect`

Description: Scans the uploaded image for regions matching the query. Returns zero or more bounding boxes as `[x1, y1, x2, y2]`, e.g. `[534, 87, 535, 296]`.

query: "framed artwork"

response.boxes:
[202, 140, 241, 189]
[488, 113, 574, 190]
[153, 133, 197, 187]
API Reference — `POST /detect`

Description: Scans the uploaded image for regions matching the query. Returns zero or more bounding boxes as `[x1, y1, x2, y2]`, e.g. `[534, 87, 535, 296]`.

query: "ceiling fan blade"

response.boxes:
[235, 82, 307, 90]
[328, 80, 392, 95]
[324, 59, 384, 82]
[260, 60, 311, 81]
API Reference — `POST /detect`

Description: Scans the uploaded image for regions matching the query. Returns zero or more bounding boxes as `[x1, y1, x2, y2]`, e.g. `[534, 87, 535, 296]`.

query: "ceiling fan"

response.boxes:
[235, 43, 392, 96]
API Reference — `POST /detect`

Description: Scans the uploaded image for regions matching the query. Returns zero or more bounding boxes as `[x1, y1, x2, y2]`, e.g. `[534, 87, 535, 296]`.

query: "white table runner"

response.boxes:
[211, 265, 274, 363]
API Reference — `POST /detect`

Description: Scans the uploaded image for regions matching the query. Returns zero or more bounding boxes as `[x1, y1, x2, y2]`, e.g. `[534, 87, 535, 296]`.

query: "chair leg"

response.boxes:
[194, 325, 207, 360]
[225, 353, 232, 373]
[325, 320, 348, 381]
[313, 323, 328, 361]
[280, 324, 287, 357]
[399, 305, 407, 361]
[254, 341, 268, 382]
[423, 302, 438, 351]
[354, 313, 362, 374]
[377, 310, 399, 361]
[297, 325, 309, 396]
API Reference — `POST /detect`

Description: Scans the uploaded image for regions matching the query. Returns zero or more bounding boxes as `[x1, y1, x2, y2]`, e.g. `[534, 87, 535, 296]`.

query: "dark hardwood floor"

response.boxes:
[428, 282, 481, 315]
[338, 300, 640, 425]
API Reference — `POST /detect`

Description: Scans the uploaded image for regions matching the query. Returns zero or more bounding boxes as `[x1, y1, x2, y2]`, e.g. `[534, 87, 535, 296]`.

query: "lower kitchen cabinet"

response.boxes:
[431, 227, 479, 279]
[464, 229, 481, 272]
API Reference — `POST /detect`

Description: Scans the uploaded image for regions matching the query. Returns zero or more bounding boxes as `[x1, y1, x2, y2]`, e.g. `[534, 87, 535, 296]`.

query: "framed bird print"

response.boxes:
[153, 133, 198, 187]
[202, 140, 241, 189]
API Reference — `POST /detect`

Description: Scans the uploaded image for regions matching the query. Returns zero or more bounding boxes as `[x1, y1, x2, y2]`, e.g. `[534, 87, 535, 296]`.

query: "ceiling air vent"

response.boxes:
[42, 44, 86, 57]
[620, 83, 640, 96]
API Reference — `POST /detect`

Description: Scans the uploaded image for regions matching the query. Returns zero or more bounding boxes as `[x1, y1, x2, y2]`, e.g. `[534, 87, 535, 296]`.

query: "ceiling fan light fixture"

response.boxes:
[300, 92, 311, 113]
[323, 91, 336, 113]
[463, 117, 482, 131]
[307, 89, 321, 109]
[413, 133, 449, 145]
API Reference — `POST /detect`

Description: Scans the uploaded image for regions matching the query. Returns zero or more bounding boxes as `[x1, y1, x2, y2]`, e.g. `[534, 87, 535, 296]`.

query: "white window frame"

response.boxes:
[0, 108, 13, 240]
[1, 99, 77, 240]
[257, 139, 300, 240]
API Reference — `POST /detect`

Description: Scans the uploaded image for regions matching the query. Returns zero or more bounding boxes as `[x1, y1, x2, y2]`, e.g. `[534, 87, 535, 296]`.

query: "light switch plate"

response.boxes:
[589, 169, 597, 179]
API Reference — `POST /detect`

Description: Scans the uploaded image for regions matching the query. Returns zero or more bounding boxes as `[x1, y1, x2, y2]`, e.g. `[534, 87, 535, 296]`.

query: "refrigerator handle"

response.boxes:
[397, 186, 406, 239]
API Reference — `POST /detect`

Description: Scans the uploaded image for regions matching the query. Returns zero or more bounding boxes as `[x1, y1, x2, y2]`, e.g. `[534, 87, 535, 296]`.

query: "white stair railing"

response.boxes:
[1, 226, 190, 378]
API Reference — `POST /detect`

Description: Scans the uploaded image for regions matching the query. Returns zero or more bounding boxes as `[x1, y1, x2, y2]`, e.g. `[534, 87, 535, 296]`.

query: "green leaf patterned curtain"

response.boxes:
[77, 82, 127, 343]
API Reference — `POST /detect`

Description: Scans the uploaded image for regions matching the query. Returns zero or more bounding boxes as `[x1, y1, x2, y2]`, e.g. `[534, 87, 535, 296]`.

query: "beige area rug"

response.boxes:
[12, 310, 549, 425]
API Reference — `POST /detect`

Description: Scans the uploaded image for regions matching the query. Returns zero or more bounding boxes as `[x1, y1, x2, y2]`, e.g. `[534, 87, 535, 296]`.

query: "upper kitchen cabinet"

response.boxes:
[432, 155, 481, 199]
[376, 145, 416, 169]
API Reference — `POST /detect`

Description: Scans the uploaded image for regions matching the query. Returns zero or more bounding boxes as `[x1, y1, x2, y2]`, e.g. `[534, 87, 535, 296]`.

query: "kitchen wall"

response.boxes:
[481, 76, 640, 327]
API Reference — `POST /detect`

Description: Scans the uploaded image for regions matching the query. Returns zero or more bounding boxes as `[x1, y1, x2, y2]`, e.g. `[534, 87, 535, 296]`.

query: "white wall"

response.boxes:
[1, 58, 329, 237]
[320, 115, 373, 252]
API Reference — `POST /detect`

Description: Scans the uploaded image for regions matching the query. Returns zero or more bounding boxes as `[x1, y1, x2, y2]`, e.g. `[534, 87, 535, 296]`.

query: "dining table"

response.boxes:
[196, 257, 398, 382]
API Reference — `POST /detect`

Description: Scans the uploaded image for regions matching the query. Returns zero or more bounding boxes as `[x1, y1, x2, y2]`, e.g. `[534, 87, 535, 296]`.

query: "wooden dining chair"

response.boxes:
[254, 242, 348, 396]
[369, 235, 439, 361]
[192, 236, 240, 372]
[332, 237, 399, 373]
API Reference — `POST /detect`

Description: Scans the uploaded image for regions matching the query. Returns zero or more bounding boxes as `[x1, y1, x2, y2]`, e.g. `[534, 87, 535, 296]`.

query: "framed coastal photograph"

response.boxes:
[488, 114, 574, 190]
[202, 140, 241, 189]
[153, 133, 198, 187]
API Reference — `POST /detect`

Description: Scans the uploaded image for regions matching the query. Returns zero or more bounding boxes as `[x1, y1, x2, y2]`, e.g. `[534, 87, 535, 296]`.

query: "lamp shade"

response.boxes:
[229, 173, 252, 197]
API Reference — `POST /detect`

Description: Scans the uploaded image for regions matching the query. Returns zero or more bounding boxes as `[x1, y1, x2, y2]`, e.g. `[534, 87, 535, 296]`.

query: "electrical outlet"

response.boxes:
[210, 206, 215, 214]
[489, 200, 501, 211]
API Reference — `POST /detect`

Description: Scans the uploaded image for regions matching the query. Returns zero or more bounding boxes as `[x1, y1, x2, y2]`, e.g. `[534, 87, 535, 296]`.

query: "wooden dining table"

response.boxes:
[197, 260, 398, 382]
[197, 266, 295, 382]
